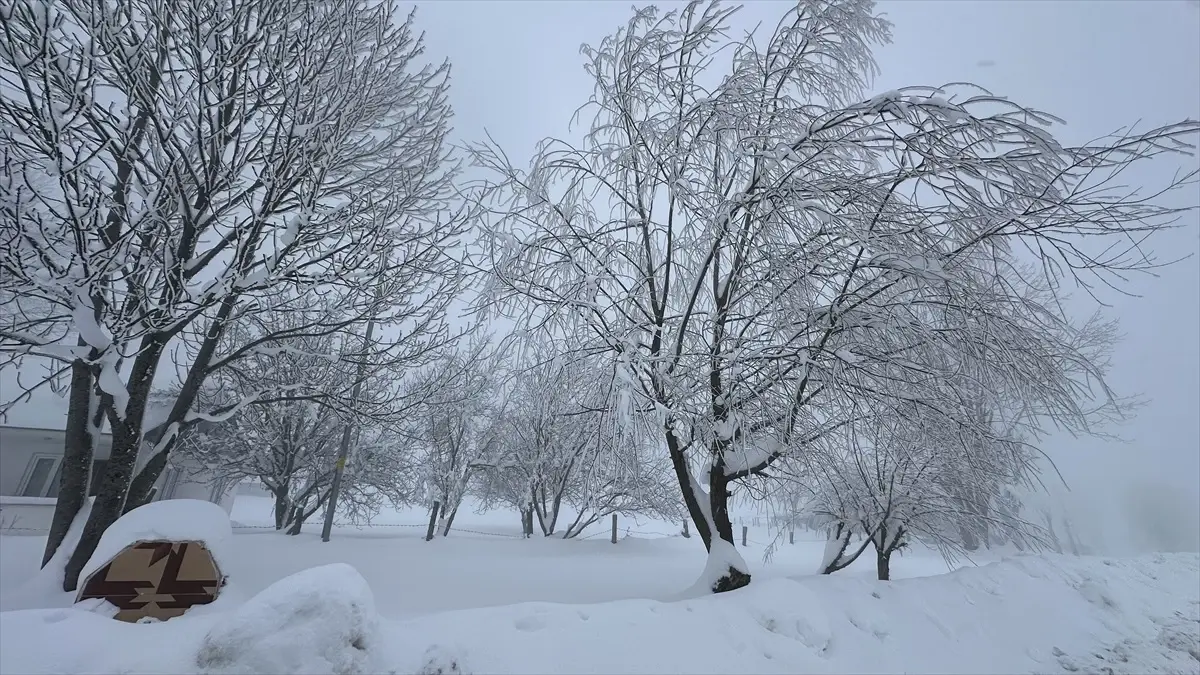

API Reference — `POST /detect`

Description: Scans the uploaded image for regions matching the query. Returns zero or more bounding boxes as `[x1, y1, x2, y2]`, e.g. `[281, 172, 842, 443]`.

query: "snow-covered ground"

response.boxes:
[1, 496, 1197, 674]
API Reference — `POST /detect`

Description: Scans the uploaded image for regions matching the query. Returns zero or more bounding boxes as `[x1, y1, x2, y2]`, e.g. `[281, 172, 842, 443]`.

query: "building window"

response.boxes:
[19, 456, 61, 498]
[19, 458, 109, 498]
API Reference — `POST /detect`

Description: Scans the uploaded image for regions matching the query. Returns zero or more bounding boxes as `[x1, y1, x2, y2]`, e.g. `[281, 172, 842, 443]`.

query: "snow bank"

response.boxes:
[1, 498, 93, 611]
[195, 563, 378, 675]
[377, 553, 1200, 674]
[79, 499, 233, 585]
[1, 553, 1197, 674]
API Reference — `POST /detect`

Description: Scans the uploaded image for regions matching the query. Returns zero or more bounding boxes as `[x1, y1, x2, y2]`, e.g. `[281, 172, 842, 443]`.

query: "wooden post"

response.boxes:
[789, 528, 795, 545]
[425, 501, 440, 542]
[741, 525, 748, 547]
[682, 519, 691, 538]
[611, 513, 618, 544]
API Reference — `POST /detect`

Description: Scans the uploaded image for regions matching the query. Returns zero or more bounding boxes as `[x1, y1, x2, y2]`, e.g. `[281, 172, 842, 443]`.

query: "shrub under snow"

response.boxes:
[195, 563, 378, 675]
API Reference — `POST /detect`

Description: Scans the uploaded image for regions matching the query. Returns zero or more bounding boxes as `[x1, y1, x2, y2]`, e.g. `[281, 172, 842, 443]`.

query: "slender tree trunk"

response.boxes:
[520, 506, 534, 538]
[124, 297, 239, 511]
[286, 510, 305, 535]
[429, 500, 443, 536]
[706, 464, 750, 592]
[547, 488, 563, 536]
[63, 339, 166, 591]
[43, 358, 100, 569]
[286, 493, 328, 536]
[273, 489, 290, 531]
[819, 521, 874, 574]
[440, 506, 458, 536]
[530, 485, 550, 536]
[123, 448, 170, 515]
[664, 429, 712, 547]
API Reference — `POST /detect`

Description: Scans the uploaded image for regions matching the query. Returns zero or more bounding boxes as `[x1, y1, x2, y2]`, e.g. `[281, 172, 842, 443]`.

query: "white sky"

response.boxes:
[413, 0, 1200, 552]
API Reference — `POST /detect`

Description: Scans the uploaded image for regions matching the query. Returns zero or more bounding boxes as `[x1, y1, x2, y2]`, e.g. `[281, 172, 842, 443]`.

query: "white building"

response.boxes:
[0, 364, 239, 534]
[0, 423, 237, 535]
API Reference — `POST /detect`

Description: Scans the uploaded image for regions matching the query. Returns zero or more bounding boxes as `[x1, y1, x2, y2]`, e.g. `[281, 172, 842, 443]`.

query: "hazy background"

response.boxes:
[413, 0, 1200, 553]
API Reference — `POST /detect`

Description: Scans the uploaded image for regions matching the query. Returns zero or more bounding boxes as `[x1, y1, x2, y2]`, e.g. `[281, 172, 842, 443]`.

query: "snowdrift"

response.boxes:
[1, 553, 1196, 674]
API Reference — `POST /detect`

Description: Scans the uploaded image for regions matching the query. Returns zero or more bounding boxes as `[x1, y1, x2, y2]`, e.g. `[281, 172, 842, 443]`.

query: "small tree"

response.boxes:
[409, 342, 500, 537]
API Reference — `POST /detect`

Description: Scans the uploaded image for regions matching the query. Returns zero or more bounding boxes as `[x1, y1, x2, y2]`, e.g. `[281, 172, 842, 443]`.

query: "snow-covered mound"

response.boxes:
[1, 553, 1196, 674]
[80, 499, 234, 584]
[195, 563, 377, 675]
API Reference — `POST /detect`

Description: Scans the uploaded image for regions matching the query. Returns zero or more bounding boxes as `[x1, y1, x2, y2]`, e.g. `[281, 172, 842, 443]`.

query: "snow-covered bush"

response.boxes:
[195, 563, 378, 675]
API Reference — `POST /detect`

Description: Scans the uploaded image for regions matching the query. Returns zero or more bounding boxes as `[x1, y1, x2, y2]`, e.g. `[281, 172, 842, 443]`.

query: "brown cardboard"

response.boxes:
[76, 540, 223, 622]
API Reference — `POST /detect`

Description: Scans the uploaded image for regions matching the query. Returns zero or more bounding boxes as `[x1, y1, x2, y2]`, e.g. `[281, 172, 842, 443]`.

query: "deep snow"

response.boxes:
[1, 497, 1197, 674]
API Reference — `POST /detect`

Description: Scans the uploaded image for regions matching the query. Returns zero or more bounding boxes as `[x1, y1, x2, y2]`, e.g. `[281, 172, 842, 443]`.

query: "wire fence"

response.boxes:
[230, 521, 525, 538]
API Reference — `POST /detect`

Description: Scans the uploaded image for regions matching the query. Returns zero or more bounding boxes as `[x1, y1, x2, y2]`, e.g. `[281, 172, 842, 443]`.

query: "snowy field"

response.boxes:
[1, 496, 1197, 674]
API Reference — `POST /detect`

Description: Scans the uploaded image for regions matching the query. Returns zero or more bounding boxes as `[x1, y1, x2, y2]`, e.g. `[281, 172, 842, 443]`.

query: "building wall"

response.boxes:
[162, 457, 238, 515]
[0, 426, 238, 530]
[0, 496, 57, 535]
[0, 426, 114, 497]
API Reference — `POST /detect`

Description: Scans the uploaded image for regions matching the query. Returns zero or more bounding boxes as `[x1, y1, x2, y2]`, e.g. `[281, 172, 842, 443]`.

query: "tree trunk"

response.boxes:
[43, 359, 100, 569]
[520, 507, 534, 538]
[663, 429, 750, 593]
[707, 465, 750, 593]
[273, 490, 290, 531]
[286, 509, 305, 535]
[547, 489, 563, 536]
[62, 422, 140, 590]
[123, 449, 170, 515]
[664, 429, 713, 547]
[871, 523, 903, 581]
[123, 441, 173, 515]
[819, 521, 871, 574]
[876, 548, 892, 581]
[531, 486, 550, 536]
[706, 465, 736, 548]
[287, 493, 328, 536]
[440, 505, 458, 536]
[63, 339, 166, 591]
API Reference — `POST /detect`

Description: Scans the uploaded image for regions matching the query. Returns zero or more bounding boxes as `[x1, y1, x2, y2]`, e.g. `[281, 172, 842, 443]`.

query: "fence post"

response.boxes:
[682, 519, 690, 538]
[425, 501, 440, 542]
[611, 513, 618, 544]
[741, 525, 748, 547]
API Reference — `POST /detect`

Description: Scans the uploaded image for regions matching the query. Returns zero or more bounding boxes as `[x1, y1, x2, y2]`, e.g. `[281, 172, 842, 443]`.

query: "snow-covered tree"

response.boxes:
[473, 355, 596, 537]
[468, 0, 1198, 591]
[470, 346, 684, 538]
[0, 0, 462, 589]
[175, 310, 420, 534]
[408, 342, 502, 537]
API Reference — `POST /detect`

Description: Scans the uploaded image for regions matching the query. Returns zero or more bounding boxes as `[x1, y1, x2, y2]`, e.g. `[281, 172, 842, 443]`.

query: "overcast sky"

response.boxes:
[413, 0, 1200, 552]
